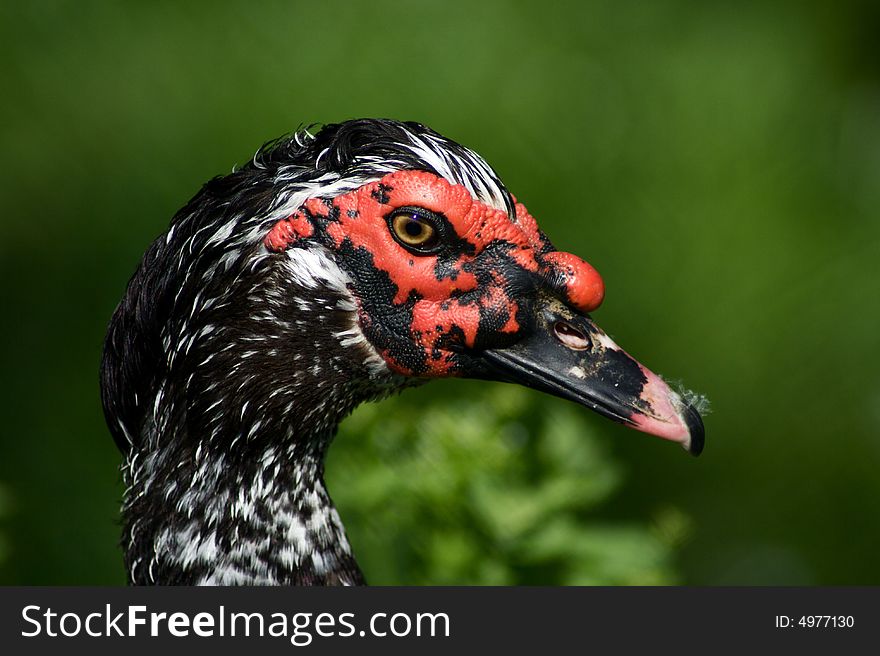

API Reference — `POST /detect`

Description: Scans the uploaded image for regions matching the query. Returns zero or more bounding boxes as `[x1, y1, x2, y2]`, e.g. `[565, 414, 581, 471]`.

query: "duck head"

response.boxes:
[262, 122, 704, 454]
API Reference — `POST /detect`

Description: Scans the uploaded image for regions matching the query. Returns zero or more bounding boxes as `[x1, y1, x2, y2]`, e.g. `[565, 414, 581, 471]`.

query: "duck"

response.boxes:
[100, 118, 704, 585]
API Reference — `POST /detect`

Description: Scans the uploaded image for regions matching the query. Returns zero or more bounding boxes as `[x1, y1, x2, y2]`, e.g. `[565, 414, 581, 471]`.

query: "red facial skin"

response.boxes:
[265, 170, 605, 376]
[264, 212, 314, 251]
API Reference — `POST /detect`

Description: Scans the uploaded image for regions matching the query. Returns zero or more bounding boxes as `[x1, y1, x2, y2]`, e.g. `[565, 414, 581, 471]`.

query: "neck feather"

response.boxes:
[120, 246, 401, 585]
[125, 441, 364, 585]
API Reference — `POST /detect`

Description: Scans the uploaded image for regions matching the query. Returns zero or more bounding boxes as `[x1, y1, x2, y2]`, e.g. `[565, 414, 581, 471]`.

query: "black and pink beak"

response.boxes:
[479, 300, 705, 455]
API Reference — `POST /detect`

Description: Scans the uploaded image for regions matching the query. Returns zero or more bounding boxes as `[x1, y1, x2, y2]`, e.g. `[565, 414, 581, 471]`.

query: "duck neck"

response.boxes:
[123, 431, 365, 585]
[119, 247, 405, 585]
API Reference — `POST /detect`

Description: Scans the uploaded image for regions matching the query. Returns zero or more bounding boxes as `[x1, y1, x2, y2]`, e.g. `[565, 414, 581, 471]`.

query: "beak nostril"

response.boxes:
[553, 321, 592, 351]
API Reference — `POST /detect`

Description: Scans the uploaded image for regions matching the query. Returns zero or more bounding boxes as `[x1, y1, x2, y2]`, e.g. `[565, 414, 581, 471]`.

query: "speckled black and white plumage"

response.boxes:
[110, 241, 410, 583]
[112, 246, 401, 584]
[100, 122, 461, 584]
[102, 119, 526, 585]
[102, 118, 705, 586]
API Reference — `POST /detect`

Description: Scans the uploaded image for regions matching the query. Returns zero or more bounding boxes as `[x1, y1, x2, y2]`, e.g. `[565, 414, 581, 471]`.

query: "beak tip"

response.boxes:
[632, 366, 705, 456]
[683, 403, 705, 457]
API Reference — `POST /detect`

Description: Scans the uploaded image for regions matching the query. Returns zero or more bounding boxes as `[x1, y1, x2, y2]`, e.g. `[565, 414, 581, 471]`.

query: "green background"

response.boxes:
[1, 0, 878, 585]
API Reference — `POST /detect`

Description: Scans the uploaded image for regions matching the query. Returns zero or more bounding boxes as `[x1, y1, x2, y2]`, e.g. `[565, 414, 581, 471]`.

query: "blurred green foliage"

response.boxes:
[1, 0, 879, 585]
[0, 484, 9, 567]
[329, 386, 681, 585]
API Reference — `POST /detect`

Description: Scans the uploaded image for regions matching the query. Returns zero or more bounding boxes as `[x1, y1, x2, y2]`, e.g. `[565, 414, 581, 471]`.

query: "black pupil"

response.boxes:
[404, 218, 424, 237]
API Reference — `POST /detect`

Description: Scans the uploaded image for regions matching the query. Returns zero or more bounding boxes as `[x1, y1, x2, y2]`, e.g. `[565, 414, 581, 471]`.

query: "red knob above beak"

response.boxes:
[543, 251, 605, 313]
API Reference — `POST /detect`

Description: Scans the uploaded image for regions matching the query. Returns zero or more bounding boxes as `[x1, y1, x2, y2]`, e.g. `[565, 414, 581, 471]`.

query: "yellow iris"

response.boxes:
[391, 212, 437, 248]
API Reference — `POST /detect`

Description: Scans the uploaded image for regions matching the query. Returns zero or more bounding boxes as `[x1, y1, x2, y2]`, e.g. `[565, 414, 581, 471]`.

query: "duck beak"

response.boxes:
[479, 302, 705, 455]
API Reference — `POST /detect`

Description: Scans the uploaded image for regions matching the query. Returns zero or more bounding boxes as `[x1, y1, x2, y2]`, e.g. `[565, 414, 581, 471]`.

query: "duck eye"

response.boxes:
[388, 208, 441, 253]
